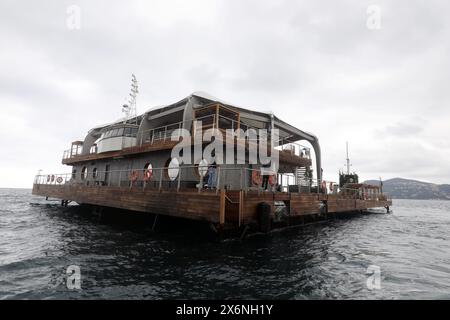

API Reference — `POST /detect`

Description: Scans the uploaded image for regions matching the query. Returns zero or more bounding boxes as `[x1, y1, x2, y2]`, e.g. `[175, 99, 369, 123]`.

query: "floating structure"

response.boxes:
[32, 89, 392, 237]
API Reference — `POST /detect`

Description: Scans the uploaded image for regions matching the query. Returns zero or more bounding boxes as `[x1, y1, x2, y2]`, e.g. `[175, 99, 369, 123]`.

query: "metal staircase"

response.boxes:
[295, 167, 307, 186]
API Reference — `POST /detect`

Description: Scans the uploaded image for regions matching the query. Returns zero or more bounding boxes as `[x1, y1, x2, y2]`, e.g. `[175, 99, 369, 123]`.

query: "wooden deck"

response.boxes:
[62, 136, 311, 168]
[62, 140, 179, 165]
[32, 184, 392, 229]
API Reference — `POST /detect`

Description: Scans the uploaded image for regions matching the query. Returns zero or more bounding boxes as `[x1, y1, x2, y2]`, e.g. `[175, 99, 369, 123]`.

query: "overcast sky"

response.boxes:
[1, 0, 449, 188]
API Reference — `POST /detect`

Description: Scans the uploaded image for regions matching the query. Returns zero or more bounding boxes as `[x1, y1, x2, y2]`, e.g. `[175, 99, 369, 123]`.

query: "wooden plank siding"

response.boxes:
[63, 136, 311, 168]
[289, 193, 322, 216]
[62, 140, 179, 165]
[32, 184, 392, 226]
[33, 184, 221, 222]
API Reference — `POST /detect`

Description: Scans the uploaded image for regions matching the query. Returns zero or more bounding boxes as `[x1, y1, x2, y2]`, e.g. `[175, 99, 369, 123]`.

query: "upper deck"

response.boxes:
[61, 93, 319, 174]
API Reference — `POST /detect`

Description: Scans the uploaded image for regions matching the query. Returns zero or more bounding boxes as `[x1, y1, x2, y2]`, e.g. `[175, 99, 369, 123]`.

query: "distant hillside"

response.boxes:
[364, 178, 450, 200]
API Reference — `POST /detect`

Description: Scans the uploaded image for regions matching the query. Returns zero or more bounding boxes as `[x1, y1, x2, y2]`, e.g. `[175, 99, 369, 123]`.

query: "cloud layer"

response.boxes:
[1, 0, 449, 188]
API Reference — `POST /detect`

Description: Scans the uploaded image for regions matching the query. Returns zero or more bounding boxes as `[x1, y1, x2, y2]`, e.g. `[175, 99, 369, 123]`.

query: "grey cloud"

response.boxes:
[0, 0, 449, 187]
[376, 122, 424, 137]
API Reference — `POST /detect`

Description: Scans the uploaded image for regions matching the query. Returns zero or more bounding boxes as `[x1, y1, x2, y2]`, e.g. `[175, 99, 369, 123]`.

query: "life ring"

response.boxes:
[321, 180, 327, 192]
[268, 174, 277, 186]
[252, 170, 262, 186]
[56, 177, 63, 184]
[143, 169, 153, 181]
[130, 170, 139, 182]
[47, 175, 51, 183]
[51, 175, 55, 183]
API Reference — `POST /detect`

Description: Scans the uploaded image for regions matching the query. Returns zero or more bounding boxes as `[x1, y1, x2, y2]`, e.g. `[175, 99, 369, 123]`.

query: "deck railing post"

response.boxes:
[239, 190, 243, 227]
[216, 166, 221, 195]
[118, 170, 122, 188]
[219, 189, 226, 225]
[240, 167, 243, 191]
[143, 171, 146, 191]
[159, 169, 163, 192]
[177, 168, 181, 192]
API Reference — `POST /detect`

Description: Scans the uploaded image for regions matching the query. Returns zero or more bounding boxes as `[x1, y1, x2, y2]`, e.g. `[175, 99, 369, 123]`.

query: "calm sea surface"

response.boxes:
[1, 188, 449, 299]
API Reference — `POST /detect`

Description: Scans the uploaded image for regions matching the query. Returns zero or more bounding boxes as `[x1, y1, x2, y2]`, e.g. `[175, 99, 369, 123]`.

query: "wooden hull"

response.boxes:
[32, 184, 392, 232]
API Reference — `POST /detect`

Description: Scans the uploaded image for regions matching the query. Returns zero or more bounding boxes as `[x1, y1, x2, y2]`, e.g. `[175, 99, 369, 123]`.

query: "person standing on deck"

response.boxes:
[261, 163, 271, 190]
[207, 163, 217, 189]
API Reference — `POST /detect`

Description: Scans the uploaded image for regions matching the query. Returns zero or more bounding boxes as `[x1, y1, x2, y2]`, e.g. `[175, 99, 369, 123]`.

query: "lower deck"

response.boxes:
[32, 184, 392, 232]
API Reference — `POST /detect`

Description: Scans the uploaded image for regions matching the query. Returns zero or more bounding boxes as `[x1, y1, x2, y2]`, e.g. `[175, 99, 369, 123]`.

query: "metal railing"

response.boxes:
[35, 166, 266, 193]
[63, 149, 83, 160]
[277, 142, 311, 160]
[34, 167, 390, 200]
[34, 165, 305, 195]
[61, 113, 312, 161]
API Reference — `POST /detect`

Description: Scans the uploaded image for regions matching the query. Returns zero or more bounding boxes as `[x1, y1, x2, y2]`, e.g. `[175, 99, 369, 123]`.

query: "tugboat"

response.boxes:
[32, 77, 392, 237]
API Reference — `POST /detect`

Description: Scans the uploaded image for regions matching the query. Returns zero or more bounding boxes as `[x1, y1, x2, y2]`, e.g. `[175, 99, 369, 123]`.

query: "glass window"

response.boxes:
[124, 127, 131, 136]
[117, 128, 124, 136]
[92, 168, 98, 179]
[81, 167, 88, 180]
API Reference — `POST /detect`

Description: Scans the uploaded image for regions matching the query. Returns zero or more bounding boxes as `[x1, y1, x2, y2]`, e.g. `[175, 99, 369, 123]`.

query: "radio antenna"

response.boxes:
[345, 141, 352, 175]
[122, 74, 139, 124]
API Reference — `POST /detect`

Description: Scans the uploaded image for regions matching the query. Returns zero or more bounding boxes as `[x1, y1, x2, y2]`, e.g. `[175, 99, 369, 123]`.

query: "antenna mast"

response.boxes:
[345, 141, 351, 175]
[122, 74, 139, 124]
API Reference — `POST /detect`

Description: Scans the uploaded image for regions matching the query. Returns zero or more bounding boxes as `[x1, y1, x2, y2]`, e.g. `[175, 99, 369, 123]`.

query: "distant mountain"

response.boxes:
[364, 178, 450, 200]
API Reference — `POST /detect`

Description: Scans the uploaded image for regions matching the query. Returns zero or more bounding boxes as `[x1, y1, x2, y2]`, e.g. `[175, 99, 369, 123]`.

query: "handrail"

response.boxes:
[33, 165, 390, 201]
[62, 111, 312, 160]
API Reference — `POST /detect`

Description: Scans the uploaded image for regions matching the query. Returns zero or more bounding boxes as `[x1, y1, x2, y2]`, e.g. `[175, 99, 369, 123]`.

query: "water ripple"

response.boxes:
[1, 189, 450, 299]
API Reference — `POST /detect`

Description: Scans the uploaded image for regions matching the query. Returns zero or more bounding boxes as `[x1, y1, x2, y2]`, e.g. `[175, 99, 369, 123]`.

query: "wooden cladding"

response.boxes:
[32, 184, 392, 226]
[33, 184, 221, 223]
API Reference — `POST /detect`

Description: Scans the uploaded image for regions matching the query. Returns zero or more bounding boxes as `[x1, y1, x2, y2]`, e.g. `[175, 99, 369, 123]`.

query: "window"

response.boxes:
[81, 167, 88, 180]
[165, 158, 180, 181]
[90, 144, 97, 154]
[72, 169, 77, 179]
[92, 168, 98, 179]
[117, 128, 124, 136]
[124, 127, 132, 136]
